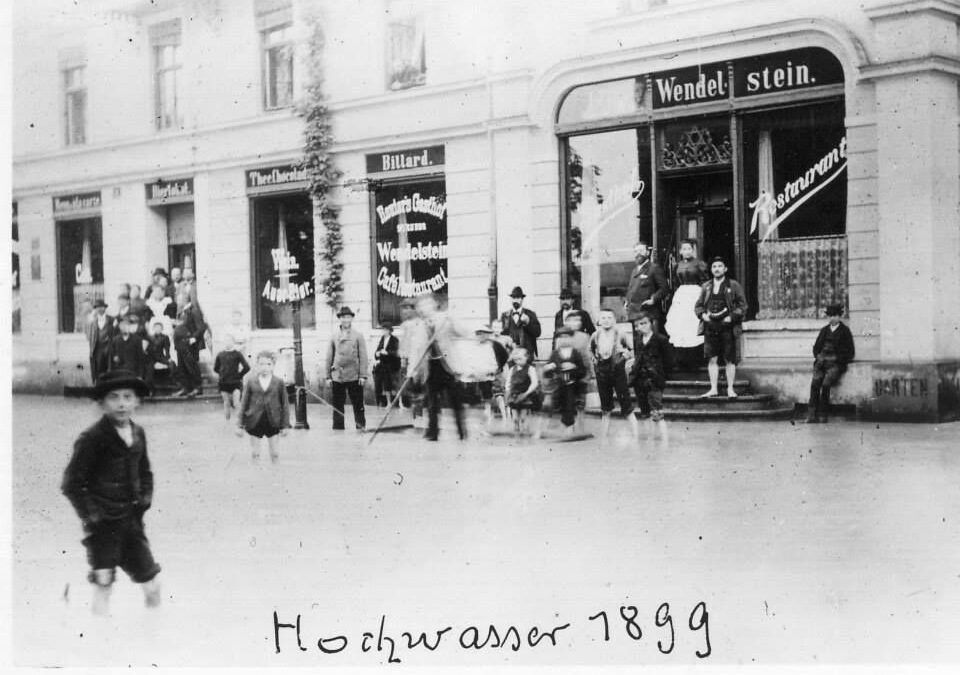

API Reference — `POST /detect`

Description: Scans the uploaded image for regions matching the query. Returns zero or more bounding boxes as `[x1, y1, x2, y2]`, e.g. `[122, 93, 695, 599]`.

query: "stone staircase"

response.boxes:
[63, 363, 222, 402]
[586, 368, 794, 421]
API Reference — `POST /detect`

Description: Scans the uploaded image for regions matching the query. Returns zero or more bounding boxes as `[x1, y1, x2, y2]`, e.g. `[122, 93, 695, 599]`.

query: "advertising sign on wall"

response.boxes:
[372, 179, 448, 326]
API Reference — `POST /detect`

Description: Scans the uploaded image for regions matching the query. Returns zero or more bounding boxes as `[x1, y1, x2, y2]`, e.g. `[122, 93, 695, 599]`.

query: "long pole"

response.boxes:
[292, 297, 309, 429]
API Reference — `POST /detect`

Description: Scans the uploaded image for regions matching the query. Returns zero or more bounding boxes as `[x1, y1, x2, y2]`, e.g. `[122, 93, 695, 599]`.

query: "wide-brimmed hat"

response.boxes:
[381, 321, 394, 330]
[825, 303, 844, 316]
[336, 306, 356, 317]
[559, 288, 574, 299]
[92, 298, 108, 309]
[555, 325, 574, 337]
[509, 286, 526, 298]
[92, 369, 150, 400]
[120, 312, 141, 324]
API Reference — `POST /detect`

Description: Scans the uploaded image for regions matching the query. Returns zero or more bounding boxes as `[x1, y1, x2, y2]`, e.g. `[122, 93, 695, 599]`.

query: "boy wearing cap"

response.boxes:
[500, 286, 542, 357]
[806, 303, 855, 423]
[107, 314, 147, 379]
[61, 370, 162, 616]
[695, 257, 747, 399]
[324, 306, 368, 431]
[553, 288, 595, 349]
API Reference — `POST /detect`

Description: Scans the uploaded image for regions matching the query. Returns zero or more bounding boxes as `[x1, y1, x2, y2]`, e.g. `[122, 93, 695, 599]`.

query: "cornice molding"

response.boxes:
[866, 0, 960, 21]
[860, 54, 960, 80]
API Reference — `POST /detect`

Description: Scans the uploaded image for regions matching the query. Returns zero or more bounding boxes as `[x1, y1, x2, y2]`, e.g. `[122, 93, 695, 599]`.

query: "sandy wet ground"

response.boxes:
[9, 394, 960, 669]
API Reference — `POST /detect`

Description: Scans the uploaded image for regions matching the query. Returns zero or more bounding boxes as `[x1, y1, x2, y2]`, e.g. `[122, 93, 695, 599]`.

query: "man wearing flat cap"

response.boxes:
[553, 287, 595, 350]
[86, 298, 115, 385]
[324, 305, 369, 431]
[500, 286, 542, 357]
[806, 303, 855, 423]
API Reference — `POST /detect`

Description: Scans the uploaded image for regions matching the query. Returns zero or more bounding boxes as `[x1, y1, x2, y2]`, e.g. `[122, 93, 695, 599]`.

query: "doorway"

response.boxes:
[660, 169, 735, 277]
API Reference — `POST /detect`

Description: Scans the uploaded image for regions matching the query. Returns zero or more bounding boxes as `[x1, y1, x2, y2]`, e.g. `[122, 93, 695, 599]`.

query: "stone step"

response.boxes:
[664, 380, 753, 396]
[585, 405, 795, 421]
[661, 393, 774, 411]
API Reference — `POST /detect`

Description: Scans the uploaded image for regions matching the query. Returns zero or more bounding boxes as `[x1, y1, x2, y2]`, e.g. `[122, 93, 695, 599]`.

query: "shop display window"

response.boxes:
[252, 194, 316, 329]
[371, 179, 448, 326]
[565, 128, 652, 322]
[57, 218, 103, 333]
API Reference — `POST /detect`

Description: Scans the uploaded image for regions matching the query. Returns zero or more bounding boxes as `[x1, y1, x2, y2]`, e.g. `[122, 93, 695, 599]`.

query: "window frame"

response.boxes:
[63, 65, 86, 146]
[261, 23, 294, 111]
[153, 42, 183, 130]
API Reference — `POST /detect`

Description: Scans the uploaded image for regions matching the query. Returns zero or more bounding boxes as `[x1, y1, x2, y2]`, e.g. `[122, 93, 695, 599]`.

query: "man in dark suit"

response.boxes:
[172, 302, 206, 398]
[86, 299, 115, 385]
[553, 287, 595, 349]
[806, 303, 855, 423]
[500, 286, 542, 358]
[624, 241, 668, 336]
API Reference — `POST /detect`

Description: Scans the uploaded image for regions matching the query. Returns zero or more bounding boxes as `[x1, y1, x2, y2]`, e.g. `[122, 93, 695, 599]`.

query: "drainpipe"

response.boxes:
[486, 72, 498, 324]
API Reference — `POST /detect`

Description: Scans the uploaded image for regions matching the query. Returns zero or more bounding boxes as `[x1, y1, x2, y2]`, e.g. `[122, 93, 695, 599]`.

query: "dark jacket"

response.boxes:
[107, 334, 147, 375]
[373, 334, 401, 374]
[632, 331, 673, 389]
[86, 314, 116, 357]
[173, 303, 207, 349]
[813, 322, 855, 371]
[62, 416, 153, 524]
[552, 308, 595, 349]
[625, 259, 668, 321]
[145, 333, 172, 363]
[214, 349, 251, 387]
[238, 374, 291, 431]
[500, 307, 542, 357]
[548, 347, 587, 385]
[694, 278, 748, 335]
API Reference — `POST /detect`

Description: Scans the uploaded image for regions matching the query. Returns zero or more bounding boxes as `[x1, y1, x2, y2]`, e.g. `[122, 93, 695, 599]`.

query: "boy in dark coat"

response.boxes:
[143, 320, 175, 396]
[61, 370, 161, 615]
[543, 326, 588, 435]
[631, 313, 673, 425]
[107, 314, 147, 378]
[806, 303, 856, 423]
[236, 350, 290, 462]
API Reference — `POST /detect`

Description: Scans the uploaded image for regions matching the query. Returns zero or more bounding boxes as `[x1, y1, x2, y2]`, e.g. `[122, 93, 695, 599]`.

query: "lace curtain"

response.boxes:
[757, 235, 847, 319]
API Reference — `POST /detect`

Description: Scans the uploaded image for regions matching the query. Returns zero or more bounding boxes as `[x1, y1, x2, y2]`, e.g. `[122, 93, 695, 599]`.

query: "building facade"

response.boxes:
[11, 0, 960, 420]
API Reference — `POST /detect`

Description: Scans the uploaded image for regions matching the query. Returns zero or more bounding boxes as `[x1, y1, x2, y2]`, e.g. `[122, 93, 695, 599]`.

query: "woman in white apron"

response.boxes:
[665, 240, 709, 369]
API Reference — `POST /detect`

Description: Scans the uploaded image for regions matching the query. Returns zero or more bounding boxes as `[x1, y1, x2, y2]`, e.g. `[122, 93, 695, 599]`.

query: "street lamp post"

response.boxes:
[291, 296, 309, 429]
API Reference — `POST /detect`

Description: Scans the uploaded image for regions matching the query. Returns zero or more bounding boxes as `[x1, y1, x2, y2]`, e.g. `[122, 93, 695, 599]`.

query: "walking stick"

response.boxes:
[367, 328, 441, 446]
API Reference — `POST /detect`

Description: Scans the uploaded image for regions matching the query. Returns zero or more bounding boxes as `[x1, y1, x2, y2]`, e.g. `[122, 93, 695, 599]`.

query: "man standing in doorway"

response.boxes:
[500, 286, 542, 358]
[624, 241, 668, 338]
[695, 257, 747, 398]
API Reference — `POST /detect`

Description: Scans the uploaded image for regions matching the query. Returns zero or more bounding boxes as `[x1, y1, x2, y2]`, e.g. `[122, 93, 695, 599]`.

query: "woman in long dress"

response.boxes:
[665, 239, 709, 370]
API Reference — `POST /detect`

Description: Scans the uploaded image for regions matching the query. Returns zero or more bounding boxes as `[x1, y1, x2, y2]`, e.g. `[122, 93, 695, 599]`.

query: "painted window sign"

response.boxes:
[373, 179, 448, 326]
[261, 247, 313, 304]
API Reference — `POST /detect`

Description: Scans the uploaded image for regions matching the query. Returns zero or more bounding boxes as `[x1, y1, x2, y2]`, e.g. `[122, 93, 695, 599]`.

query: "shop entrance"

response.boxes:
[661, 169, 735, 277]
[166, 203, 196, 274]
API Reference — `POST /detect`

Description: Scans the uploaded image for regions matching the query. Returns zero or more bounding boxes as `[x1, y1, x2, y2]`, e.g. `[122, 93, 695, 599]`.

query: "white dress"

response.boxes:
[145, 295, 174, 337]
[665, 259, 708, 348]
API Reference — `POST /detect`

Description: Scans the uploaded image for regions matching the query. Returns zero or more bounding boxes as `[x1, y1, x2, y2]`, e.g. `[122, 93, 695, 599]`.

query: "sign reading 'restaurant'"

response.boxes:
[651, 48, 844, 110]
[366, 145, 445, 175]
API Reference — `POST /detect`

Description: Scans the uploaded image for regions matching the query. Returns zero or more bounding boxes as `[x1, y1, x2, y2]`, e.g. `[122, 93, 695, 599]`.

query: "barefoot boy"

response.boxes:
[61, 370, 162, 616]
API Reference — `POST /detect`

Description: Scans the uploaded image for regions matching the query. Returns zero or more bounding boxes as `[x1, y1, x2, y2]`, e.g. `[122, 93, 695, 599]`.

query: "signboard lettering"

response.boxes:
[652, 63, 727, 109]
[733, 48, 844, 98]
[146, 177, 193, 204]
[262, 247, 312, 304]
[246, 165, 308, 191]
[53, 192, 101, 215]
[366, 146, 445, 175]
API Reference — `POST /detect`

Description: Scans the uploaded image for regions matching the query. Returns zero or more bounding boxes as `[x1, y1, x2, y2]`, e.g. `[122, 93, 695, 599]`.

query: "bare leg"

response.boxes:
[248, 435, 260, 460]
[703, 357, 720, 396]
[90, 569, 113, 616]
[267, 435, 280, 463]
[142, 578, 161, 608]
[628, 412, 639, 439]
[496, 395, 508, 424]
[231, 389, 242, 414]
[221, 392, 232, 420]
[600, 412, 611, 437]
[725, 363, 738, 398]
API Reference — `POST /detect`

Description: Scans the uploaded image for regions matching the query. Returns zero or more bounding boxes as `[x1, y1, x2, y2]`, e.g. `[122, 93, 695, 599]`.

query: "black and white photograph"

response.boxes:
[3, 0, 960, 672]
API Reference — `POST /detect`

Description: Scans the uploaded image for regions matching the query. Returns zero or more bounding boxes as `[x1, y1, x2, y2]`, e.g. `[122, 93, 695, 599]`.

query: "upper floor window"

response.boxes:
[63, 64, 86, 146]
[262, 24, 294, 109]
[386, 4, 425, 91]
[151, 20, 183, 130]
[256, 0, 294, 110]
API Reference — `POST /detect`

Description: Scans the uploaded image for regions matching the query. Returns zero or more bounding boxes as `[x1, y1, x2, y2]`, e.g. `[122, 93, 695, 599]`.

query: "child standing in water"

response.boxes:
[505, 347, 541, 435]
[214, 334, 251, 421]
[236, 350, 290, 463]
[61, 370, 162, 616]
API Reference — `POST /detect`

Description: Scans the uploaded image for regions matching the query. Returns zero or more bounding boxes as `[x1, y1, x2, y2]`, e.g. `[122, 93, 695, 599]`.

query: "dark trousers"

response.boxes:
[633, 377, 664, 420]
[596, 358, 633, 416]
[555, 382, 580, 427]
[809, 360, 843, 419]
[90, 347, 109, 385]
[332, 380, 366, 430]
[426, 361, 465, 439]
[373, 368, 397, 406]
[143, 359, 176, 394]
[174, 338, 201, 390]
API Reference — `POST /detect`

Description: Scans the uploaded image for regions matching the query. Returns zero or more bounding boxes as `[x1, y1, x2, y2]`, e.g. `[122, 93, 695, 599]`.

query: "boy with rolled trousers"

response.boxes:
[590, 307, 639, 438]
[324, 306, 368, 431]
[806, 303, 855, 423]
[61, 370, 162, 616]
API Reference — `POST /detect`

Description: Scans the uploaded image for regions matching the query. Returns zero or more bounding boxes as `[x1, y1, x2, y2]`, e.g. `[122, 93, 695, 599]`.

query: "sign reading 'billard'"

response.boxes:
[366, 145, 445, 175]
[651, 47, 844, 110]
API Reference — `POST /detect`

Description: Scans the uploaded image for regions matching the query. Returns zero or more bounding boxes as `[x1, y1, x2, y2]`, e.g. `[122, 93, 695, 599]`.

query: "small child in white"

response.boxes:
[236, 350, 290, 462]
